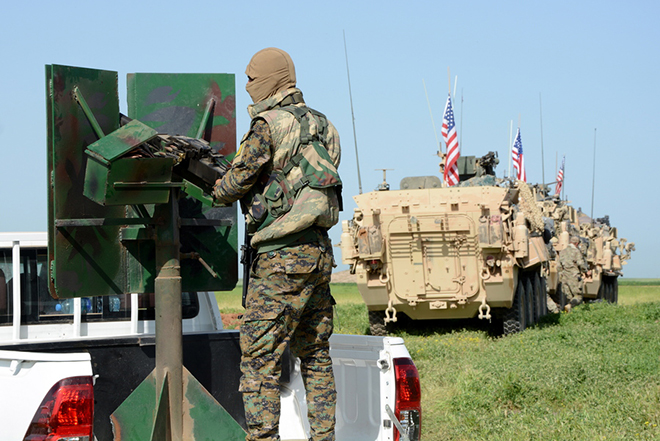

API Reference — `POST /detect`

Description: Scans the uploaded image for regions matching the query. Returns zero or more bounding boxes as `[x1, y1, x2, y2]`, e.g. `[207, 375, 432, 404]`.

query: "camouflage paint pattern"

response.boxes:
[214, 87, 341, 250]
[47, 64, 125, 298]
[212, 119, 272, 206]
[240, 234, 336, 441]
[559, 243, 587, 305]
[111, 367, 246, 441]
[47, 65, 238, 297]
[127, 72, 238, 293]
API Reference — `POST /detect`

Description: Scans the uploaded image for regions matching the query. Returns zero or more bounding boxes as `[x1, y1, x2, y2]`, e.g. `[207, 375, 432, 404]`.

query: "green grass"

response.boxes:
[620, 278, 660, 286]
[215, 280, 660, 440]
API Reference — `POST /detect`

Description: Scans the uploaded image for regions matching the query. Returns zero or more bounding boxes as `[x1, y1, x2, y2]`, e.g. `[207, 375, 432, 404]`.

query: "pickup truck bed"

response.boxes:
[1, 331, 244, 440]
[1, 232, 421, 441]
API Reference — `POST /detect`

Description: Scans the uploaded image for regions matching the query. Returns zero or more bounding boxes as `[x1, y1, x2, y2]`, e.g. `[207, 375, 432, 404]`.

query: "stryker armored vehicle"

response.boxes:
[535, 191, 634, 307]
[340, 153, 551, 335]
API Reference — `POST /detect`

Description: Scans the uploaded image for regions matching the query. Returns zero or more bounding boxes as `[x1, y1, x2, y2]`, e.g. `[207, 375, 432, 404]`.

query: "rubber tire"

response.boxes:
[534, 271, 547, 318]
[525, 274, 535, 325]
[368, 310, 388, 336]
[613, 278, 619, 304]
[602, 276, 619, 304]
[504, 275, 526, 335]
[596, 279, 605, 301]
[540, 275, 549, 316]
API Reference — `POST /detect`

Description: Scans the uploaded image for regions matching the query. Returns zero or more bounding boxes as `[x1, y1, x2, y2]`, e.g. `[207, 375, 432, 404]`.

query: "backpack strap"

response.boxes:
[279, 105, 328, 147]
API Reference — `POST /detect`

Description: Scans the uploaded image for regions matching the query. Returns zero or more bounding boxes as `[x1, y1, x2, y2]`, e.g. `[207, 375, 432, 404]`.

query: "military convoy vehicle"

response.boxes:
[340, 153, 553, 335]
[535, 191, 635, 309]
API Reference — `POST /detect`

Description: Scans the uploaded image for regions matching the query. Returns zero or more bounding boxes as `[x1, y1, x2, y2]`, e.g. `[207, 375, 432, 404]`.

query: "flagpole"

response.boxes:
[555, 150, 566, 199]
[562, 155, 565, 200]
[539, 93, 545, 187]
[508, 120, 513, 178]
[441, 69, 461, 188]
[444, 67, 451, 188]
[590, 128, 597, 223]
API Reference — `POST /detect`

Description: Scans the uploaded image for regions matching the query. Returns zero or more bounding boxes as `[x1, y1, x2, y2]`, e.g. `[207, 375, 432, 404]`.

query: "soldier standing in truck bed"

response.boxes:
[559, 236, 589, 312]
[213, 47, 342, 441]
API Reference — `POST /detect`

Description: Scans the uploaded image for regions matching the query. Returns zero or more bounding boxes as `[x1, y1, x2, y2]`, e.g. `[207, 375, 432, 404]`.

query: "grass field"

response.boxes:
[216, 280, 660, 440]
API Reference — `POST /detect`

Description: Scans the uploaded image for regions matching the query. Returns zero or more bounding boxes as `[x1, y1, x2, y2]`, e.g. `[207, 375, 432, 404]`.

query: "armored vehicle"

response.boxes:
[535, 192, 634, 308]
[340, 153, 551, 335]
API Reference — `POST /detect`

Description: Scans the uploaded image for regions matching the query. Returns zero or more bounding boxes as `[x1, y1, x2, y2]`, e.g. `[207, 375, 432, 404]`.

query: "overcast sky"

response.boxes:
[1, 0, 657, 277]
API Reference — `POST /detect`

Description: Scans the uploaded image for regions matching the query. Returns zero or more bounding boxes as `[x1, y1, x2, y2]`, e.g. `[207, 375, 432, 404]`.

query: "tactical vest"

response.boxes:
[245, 104, 342, 250]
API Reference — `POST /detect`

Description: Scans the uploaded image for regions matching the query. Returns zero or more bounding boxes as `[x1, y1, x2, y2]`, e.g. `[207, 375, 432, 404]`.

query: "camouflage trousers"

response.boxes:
[546, 292, 560, 313]
[562, 279, 583, 308]
[240, 235, 336, 441]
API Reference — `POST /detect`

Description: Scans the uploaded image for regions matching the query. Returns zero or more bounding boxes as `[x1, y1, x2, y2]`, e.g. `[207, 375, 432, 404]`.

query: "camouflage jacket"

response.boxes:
[213, 88, 341, 250]
[559, 243, 588, 281]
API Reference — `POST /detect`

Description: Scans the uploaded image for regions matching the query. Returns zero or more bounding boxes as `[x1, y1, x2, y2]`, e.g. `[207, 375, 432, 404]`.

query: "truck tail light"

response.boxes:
[23, 376, 94, 441]
[394, 357, 421, 441]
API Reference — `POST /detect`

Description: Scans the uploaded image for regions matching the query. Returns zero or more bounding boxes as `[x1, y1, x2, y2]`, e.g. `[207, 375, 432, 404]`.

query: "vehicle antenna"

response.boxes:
[555, 151, 559, 199]
[507, 119, 513, 178]
[562, 156, 566, 200]
[422, 79, 441, 155]
[460, 88, 464, 151]
[343, 30, 363, 194]
[447, 67, 451, 94]
[539, 93, 546, 185]
[590, 128, 597, 224]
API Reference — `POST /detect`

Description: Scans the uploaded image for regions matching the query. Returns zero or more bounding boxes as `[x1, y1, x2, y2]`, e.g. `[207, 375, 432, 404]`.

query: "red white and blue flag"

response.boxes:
[555, 156, 565, 195]
[442, 94, 460, 186]
[511, 128, 526, 182]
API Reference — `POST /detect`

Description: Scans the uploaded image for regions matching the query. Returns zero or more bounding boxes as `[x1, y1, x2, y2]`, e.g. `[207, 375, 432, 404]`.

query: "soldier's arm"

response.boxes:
[579, 254, 589, 273]
[213, 119, 272, 204]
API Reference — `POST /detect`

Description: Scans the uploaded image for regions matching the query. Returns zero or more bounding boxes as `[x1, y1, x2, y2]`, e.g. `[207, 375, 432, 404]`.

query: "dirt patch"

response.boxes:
[222, 313, 242, 330]
[331, 269, 357, 284]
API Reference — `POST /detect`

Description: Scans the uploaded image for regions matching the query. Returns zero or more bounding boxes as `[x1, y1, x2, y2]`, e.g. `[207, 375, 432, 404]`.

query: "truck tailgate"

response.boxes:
[331, 334, 409, 441]
[0, 350, 92, 441]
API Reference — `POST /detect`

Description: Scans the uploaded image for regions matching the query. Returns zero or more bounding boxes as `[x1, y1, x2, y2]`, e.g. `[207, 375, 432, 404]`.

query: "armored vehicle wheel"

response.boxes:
[596, 280, 605, 301]
[601, 278, 611, 302]
[503, 276, 526, 335]
[368, 310, 389, 336]
[540, 275, 549, 316]
[613, 278, 619, 303]
[602, 275, 618, 304]
[525, 271, 541, 324]
[533, 271, 546, 318]
[524, 274, 535, 326]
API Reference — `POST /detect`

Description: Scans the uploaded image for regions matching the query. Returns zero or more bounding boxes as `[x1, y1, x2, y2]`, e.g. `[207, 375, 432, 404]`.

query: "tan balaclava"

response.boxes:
[245, 47, 296, 103]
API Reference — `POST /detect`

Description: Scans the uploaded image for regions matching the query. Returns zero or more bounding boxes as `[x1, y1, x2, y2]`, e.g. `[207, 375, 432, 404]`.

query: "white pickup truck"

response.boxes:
[0, 232, 421, 441]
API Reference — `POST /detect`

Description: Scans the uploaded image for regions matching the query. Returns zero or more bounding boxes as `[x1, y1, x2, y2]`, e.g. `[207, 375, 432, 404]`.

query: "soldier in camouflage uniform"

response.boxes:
[213, 47, 341, 441]
[559, 236, 588, 312]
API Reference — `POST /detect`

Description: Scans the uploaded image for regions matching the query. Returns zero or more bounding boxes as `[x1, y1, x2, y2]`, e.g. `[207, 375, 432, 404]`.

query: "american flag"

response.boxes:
[511, 128, 526, 182]
[442, 94, 460, 186]
[555, 156, 565, 195]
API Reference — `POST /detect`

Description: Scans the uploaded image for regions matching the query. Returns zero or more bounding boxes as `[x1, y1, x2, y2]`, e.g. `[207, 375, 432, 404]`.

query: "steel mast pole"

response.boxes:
[154, 190, 183, 441]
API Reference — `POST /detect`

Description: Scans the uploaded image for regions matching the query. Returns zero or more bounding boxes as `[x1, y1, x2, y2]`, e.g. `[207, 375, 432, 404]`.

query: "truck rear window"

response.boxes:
[0, 248, 198, 325]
